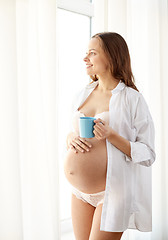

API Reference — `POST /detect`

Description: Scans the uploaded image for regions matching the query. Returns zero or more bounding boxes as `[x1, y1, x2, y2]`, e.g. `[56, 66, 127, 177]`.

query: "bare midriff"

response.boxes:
[64, 137, 107, 194]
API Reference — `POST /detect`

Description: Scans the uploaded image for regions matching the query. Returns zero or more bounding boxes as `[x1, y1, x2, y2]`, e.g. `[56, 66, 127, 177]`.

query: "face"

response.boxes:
[83, 37, 109, 77]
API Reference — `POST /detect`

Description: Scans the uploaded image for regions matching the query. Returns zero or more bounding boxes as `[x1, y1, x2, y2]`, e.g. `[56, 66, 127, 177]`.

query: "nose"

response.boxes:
[83, 53, 89, 62]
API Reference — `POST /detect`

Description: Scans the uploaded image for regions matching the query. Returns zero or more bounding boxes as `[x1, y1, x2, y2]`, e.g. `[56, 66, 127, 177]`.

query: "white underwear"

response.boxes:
[72, 187, 105, 207]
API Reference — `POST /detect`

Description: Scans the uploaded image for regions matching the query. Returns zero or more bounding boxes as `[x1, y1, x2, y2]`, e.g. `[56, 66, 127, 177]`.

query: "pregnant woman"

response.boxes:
[64, 32, 156, 240]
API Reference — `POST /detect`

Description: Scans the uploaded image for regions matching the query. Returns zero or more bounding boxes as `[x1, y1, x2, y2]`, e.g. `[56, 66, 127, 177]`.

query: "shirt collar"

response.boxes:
[86, 80, 126, 93]
[111, 80, 126, 94]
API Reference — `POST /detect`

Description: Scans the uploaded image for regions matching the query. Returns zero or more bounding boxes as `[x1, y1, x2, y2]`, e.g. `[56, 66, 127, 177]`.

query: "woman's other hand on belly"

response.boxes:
[66, 132, 92, 153]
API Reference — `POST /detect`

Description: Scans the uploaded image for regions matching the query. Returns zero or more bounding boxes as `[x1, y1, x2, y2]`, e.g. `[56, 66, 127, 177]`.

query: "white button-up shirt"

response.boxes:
[71, 80, 156, 232]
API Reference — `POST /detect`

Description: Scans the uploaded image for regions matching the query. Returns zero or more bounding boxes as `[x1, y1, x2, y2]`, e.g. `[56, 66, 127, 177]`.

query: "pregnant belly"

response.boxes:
[64, 138, 107, 194]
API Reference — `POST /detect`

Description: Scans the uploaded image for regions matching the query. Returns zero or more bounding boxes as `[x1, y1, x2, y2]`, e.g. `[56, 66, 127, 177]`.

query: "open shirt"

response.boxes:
[70, 80, 156, 232]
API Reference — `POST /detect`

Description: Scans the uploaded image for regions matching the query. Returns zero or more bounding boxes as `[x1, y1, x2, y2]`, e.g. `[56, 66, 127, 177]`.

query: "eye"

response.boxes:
[85, 51, 96, 57]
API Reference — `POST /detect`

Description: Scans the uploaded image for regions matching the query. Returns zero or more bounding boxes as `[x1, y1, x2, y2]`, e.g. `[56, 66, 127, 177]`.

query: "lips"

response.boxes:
[86, 64, 93, 68]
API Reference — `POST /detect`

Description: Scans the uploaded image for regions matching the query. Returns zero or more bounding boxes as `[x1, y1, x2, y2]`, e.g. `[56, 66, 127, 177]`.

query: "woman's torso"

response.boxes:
[64, 86, 112, 193]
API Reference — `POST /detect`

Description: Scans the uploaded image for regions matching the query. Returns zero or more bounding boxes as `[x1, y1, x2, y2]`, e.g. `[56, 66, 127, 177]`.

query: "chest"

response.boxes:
[78, 90, 112, 117]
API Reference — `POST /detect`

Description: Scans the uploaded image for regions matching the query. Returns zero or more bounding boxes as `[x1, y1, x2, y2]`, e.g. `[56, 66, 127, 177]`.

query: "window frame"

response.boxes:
[57, 0, 94, 17]
[57, 0, 94, 236]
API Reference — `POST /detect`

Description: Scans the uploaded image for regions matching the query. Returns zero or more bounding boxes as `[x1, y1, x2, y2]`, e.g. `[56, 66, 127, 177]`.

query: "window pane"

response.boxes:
[57, 9, 90, 220]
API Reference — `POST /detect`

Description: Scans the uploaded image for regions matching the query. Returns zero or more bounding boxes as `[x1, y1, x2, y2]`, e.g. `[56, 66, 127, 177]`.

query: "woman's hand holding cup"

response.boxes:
[93, 118, 113, 140]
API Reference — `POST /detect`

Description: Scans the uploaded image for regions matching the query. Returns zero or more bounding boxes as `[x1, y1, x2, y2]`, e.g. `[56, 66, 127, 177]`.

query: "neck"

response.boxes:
[96, 74, 120, 92]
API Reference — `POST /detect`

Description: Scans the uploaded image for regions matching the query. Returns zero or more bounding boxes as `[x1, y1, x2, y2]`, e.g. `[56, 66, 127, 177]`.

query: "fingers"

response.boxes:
[93, 128, 104, 139]
[70, 144, 78, 153]
[94, 118, 105, 125]
[71, 137, 92, 153]
[94, 122, 105, 134]
[93, 119, 106, 139]
[79, 137, 92, 148]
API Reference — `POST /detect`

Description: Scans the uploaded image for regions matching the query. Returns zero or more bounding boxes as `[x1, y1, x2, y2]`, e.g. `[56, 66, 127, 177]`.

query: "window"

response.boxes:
[57, 0, 94, 235]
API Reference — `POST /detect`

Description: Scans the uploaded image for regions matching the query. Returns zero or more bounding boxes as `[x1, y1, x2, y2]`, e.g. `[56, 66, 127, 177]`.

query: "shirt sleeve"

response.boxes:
[125, 94, 156, 167]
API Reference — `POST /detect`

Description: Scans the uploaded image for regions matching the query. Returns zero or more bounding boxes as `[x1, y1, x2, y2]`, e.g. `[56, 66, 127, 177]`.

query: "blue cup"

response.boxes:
[79, 117, 96, 138]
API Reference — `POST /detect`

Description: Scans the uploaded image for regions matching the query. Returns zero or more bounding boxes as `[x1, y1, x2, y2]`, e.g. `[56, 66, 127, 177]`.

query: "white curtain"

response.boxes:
[93, 0, 168, 239]
[0, 0, 60, 239]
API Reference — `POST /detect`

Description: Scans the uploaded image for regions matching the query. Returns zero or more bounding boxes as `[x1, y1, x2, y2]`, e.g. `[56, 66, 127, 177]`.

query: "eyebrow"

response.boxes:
[88, 48, 97, 51]
[86, 49, 98, 54]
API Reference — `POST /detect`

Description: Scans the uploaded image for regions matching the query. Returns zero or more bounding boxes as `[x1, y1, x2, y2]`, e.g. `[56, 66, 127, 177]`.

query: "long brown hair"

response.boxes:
[90, 32, 138, 91]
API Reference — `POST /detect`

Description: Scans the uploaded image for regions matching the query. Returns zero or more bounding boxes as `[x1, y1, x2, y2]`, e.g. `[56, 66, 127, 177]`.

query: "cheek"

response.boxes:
[92, 57, 109, 73]
[101, 61, 109, 71]
[99, 56, 109, 69]
[103, 61, 111, 72]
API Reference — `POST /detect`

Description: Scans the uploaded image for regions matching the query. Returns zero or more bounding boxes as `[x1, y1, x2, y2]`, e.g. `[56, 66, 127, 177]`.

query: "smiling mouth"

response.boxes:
[86, 65, 93, 68]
